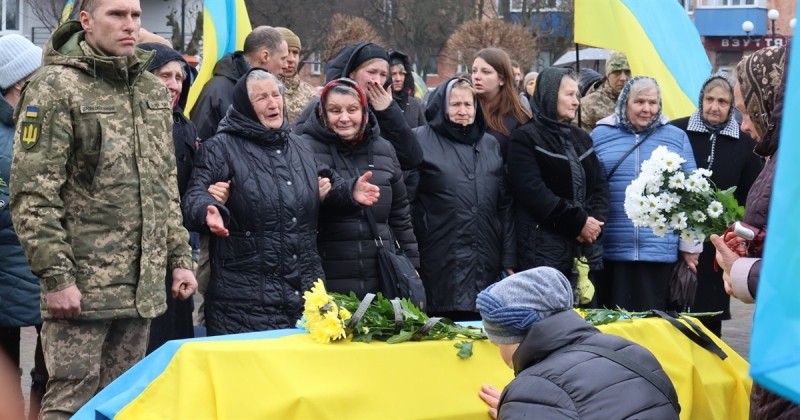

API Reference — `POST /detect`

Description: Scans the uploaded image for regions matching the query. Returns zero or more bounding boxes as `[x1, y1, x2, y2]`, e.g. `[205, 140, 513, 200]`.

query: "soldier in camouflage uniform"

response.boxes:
[577, 52, 631, 133]
[276, 27, 319, 124]
[9, 1, 196, 418]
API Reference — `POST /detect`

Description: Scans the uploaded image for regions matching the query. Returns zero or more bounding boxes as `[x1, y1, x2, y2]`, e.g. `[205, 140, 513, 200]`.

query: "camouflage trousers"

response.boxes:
[39, 318, 150, 420]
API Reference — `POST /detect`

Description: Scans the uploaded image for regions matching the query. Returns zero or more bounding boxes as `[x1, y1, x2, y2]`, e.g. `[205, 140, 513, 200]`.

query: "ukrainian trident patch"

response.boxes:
[20, 122, 40, 150]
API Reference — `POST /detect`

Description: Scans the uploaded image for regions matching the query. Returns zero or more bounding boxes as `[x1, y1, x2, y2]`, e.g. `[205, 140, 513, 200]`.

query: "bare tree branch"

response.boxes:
[28, 0, 71, 31]
[443, 18, 538, 71]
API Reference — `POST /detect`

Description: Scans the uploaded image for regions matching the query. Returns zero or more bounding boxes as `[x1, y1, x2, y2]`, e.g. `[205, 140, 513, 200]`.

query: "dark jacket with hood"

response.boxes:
[301, 90, 418, 298]
[294, 43, 423, 174]
[507, 68, 610, 275]
[182, 68, 361, 336]
[498, 310, 679, 420]
[389, 51, 426, 128]
[138, 42, 199, 352]
[670, 72, 761, 319]
[190, 51, 250, 141]
[410, 78, 516, 313]
[0, 92, 41, 328]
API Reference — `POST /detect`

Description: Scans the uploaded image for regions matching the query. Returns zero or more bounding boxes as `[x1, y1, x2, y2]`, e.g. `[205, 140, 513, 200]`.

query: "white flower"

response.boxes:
[652, 222, 670, 237]
[668, 172, 686, 190]
[670, 212, 688, 230]
[707, 201, 723, 218]
[685, 173, 704, 193]
[668, 192, 682, 205]
[696, 178, 711, 193]
[680, 230, 696, 242]
[695, 168, 713, 178]
[648, 212, 666, 227]
[659, 193, 677, 212]
[696, 231, 707, 243]
[692, 210, 707, 223]
[645, 194, 663, 211]
[662, 154, 685, 172]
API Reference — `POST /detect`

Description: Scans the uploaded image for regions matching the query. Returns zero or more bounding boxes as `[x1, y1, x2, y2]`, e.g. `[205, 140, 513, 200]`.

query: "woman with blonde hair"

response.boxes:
[472, 48, 532, 162]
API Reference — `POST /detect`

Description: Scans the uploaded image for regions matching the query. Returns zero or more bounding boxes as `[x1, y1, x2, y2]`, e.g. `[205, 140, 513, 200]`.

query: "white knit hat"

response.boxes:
[0, 35, 42, 90]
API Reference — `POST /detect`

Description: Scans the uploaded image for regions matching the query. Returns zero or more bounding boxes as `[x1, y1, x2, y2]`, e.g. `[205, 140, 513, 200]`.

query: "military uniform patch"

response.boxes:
[25, 106, 39, 118]
[20, 122, 41, 149]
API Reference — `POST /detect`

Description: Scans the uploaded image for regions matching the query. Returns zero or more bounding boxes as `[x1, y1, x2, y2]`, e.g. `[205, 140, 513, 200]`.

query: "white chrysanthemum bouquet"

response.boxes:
[624, 146, 744, 243]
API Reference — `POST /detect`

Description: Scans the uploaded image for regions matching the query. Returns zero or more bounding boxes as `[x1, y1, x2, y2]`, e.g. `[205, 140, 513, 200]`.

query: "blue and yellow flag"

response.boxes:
[59, 0, 74, 25]
[574, 0, 711, 119]
[185, 0, 252, 115]
[751, 42, 800, 404]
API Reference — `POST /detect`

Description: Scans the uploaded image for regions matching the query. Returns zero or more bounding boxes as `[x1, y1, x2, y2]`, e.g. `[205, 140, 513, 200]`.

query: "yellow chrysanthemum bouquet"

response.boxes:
[298, 280, 487, 357]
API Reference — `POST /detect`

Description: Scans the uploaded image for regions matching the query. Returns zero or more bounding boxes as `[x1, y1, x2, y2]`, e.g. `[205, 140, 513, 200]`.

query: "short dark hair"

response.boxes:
[79, 0, 98, 15]
[243, 26, 285, 56]
[511, 60, 520, 69]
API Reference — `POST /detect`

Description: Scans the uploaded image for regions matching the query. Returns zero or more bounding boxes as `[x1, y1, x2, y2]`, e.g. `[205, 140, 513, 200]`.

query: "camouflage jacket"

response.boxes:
[9, 22, 193, 320]
[280, 74, 318, 124]
[578, 81, 619, 133]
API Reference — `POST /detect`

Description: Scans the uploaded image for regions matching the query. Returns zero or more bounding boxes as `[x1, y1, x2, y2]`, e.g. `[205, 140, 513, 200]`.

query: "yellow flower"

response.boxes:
[339, 308, 352, 321]
[310, 326, 332, 344]
[303, 309, 323, 325]
[303, 279, 332, 311]
[321, 311, 346, 341]
[361, 326, 370, 334]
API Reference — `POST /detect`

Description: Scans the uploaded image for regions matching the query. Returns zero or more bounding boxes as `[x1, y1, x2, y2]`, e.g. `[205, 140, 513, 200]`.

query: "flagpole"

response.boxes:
[576, 43, 581, 126]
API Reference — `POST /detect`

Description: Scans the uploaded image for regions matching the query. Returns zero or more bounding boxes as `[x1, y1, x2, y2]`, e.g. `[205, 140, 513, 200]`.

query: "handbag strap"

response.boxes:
[327, 142, 385, 246]
[649, 310, 727, 360]
[606, 130, 655, 180]
[550, 343, 681, 415]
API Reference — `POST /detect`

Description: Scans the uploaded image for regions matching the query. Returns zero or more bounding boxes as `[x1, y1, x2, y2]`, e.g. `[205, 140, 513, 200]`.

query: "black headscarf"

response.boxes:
[232, 68, 273, 124]
[138, 42, 198, 110]
[530, 67, 574, 125]
[425, 77, 487, 145]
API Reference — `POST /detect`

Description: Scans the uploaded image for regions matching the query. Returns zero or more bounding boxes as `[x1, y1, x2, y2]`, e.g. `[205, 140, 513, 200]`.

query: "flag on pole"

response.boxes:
[751, 41, 800, 404]
[59, 0, 75, 25]
[574, 0, 711, 119]
[185, 0, 252, 115]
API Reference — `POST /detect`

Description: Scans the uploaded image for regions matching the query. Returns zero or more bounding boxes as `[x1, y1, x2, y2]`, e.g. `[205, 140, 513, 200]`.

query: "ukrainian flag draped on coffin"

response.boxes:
[185, 0, 252, 114]
[751, 40, 800, 404]
[574, 0, 711, 120]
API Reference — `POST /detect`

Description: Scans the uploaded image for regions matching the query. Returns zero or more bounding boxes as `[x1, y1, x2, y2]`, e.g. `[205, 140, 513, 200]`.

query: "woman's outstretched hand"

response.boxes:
[353, 171, 380, 206]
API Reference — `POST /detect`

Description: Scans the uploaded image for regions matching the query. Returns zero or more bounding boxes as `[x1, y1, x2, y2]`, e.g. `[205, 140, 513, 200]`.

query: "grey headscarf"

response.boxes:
[615, 76, 664, 134]
[686, 72, 739, 170]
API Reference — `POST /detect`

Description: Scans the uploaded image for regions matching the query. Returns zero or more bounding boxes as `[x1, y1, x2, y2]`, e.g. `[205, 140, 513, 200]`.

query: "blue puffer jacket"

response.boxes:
[0, 95, 41, 327]
[591, 114, 698, 263]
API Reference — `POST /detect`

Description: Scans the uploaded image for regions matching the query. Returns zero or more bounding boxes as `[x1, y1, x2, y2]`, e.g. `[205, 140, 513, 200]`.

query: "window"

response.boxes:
[308, 52, 321, 76]
[456, 51, 467, 75]
[507, 0, 560, 13]
[678, 0, 695, 13]
[698, 0, 765, 7]
[1, 0, 21, 34]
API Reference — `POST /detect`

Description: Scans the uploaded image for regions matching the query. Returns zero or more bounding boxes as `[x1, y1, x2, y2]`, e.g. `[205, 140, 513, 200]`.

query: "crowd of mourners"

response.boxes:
[0, 1, 796, 419]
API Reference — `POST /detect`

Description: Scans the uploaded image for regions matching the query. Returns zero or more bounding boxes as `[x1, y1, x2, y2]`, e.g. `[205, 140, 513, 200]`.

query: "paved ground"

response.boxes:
[16, 297, 755, 416]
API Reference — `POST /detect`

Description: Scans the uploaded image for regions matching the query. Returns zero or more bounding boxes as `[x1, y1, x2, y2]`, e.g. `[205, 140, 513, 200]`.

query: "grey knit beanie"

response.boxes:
[476, 267, 573, 344]
[0, 35, 42, 90]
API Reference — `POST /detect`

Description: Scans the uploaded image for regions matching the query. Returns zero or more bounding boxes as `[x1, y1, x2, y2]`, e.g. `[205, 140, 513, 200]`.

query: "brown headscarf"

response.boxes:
[736, 46, 786, 156]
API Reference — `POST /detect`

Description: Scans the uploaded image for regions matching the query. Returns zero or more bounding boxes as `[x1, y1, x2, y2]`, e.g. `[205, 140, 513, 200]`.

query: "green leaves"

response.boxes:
[330, 291, 487, 357]
[455, 341, 474, 359]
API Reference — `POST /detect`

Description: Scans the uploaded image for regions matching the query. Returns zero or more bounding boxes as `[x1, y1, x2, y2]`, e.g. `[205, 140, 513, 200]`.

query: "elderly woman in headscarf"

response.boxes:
[669, 72, 762, 337]
[591, 76, 701, 312]
[507, 68, 609, 291]
[182, 68, 380, 336]
[300, 78, 418, 298]
[138, 42, 201, 352]
[411, 77, 515, 321]
[709, 46, 799, 420]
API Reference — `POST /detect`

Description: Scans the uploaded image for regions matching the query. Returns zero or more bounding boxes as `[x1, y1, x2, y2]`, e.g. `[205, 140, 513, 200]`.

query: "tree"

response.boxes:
[359, 0, 477, 77]
[322, 14, 384, 65]
[496, 0, 575, 69]
[29, 0, 72, 31]
[166, 7, 204, 55]
[442, 18, 537, 72]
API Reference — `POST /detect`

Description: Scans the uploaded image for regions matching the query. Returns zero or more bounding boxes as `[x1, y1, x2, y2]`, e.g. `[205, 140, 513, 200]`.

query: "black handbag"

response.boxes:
[326, 142, 426, 309]
[365, 208, 427, 310]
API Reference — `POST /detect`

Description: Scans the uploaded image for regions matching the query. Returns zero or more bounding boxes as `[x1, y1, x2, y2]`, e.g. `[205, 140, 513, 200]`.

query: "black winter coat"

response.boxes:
[293, 43, 423, 173]
[508, 118, 610, 274]
[147, 107, 196, 353]
[190, 52, 250, 141]
[301, 109, 419, 298]
[671, 116, 761, 318]
[499, 310, 678, 420]
[411, 78, 516, 313]
[487, 112, 524, 163]
[389, 51, 427, 129]
[182, 108, 360, 336]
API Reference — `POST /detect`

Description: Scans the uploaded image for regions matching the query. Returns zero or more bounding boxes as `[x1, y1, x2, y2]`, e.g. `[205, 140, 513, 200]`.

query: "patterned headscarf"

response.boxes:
[615, 76, 664, 134]
[317, 78, 369, 146]
[735, 46, 786, 141]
